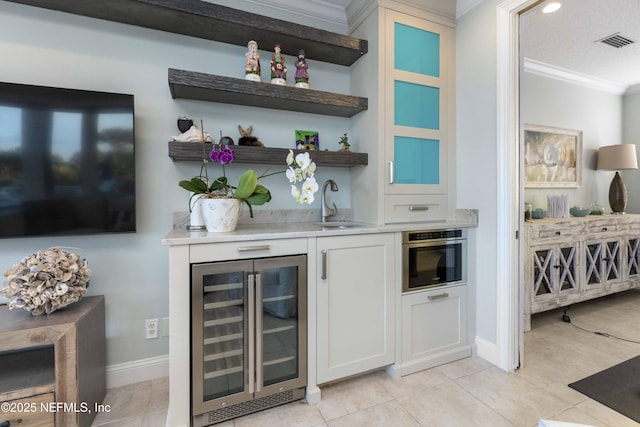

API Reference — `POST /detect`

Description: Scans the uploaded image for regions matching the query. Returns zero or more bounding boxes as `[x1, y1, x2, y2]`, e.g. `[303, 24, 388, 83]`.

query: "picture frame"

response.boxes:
[295, 130, 319, 150]
[524, 124, 582, 188]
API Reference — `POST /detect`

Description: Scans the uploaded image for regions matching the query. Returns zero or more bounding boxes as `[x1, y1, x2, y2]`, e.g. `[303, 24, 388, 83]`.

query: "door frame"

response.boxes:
[496, 0, 540, 371]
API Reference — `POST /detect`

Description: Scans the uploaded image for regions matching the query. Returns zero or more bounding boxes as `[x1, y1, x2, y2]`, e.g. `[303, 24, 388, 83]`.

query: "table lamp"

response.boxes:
[597, 144, 638, 214]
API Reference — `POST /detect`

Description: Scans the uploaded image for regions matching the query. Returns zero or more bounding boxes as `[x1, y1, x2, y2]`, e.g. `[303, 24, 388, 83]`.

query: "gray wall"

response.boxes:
[623, 92, 640, 213]
[456, 0, 499, 344]
[522, 72, 623, 212]
[0, 2, 353, 367]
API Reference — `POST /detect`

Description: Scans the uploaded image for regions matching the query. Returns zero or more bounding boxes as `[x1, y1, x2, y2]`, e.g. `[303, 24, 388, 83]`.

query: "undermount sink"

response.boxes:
[314, 221, 364, 229]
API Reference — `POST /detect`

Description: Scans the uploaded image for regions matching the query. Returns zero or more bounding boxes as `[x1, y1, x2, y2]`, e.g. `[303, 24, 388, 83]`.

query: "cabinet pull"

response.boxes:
[408, 206, 429, 212]
[388, 161, 394, 184]
[428, 292, 449, 301]
[321, 250, 327, 280]
[555, 231, 561, 236]
[237, 245, 271, 253]
[247, 274, 255, 394]
[602, 227, 608, 231]
[255, 273, 263, 393]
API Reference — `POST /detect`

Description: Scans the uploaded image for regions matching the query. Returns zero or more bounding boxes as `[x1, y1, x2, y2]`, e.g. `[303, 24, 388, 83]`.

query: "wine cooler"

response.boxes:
[191, 255, 307, 426]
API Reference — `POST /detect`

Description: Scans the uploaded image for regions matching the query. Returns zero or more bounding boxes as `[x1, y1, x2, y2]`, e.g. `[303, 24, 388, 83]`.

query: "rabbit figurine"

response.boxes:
[238, 125, 264, 147]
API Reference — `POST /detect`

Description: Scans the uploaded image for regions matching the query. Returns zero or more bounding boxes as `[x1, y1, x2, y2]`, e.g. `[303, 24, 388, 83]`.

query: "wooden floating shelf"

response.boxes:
[168, 141, 368, 168]
[168, 68, 368, 118]
[8, 0, 367, 66]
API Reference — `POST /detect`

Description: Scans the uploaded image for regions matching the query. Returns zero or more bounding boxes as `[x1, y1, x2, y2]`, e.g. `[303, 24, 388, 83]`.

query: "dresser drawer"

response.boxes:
[526, 221, 580, 241]
[1, 393, 55, 427]
[190, 238, 308, 263]
[586, 219, 620, 235]
[384, 195, 448, 223]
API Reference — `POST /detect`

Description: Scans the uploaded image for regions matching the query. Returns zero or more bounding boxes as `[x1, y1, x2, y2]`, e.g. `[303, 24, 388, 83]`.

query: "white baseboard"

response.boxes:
[106, 354, 169, 389]
[475, 336, 498, 366]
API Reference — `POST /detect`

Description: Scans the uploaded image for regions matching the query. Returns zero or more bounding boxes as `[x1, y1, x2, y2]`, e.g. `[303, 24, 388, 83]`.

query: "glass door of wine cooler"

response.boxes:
[191, 255, 307, 420]
[254, 256, 307, 398]
[192, 260, 253, 414]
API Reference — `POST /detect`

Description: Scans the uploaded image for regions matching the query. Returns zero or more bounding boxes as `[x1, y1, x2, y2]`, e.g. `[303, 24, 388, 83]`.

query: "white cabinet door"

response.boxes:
[400, 285, 470, 375]
[382, 10, 455, 224]
[316, 233, 395, 384]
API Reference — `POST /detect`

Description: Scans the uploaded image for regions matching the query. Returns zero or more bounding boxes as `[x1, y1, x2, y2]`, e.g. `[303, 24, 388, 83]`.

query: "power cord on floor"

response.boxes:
[561, 307, 640, 344]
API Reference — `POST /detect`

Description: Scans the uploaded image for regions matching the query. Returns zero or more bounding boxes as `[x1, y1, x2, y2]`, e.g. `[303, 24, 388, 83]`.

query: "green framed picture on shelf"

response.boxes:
[295, 130, 319, 150]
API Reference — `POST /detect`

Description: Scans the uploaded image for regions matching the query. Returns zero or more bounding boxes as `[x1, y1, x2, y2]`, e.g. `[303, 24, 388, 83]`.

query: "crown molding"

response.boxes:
[345, 0, 377, 31]
[625, 83, 640, 96]
[456, 0, 484, 19]
[524, 57, 628, 96]
[245, 0, 349, 27]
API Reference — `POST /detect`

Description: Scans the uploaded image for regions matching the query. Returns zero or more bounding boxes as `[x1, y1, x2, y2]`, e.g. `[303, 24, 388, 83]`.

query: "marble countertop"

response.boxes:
[162, 209, 478, 246]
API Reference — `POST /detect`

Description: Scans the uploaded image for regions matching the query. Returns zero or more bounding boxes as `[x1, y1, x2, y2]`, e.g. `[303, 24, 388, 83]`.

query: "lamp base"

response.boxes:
[609, 171, 628, 214]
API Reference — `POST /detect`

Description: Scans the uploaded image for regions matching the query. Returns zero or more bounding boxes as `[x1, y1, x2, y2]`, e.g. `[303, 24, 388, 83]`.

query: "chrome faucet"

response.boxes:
[321, 179, 339, 222]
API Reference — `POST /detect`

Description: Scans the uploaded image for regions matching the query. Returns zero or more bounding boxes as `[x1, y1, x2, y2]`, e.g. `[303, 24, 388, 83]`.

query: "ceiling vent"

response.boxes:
[597, 33, 635, 48]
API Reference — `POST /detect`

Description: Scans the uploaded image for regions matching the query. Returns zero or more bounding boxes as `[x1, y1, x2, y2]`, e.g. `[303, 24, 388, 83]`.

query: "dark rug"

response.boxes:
[568, 355, 640, 423]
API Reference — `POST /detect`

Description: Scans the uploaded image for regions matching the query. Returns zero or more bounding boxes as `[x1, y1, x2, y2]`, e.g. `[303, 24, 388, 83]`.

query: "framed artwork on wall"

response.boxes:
[295, 130, 319, 150]
[524, 124, 582, 188]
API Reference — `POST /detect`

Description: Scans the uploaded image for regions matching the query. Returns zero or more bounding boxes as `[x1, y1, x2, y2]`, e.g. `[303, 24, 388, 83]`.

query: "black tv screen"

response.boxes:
[0, 82, 135, 238]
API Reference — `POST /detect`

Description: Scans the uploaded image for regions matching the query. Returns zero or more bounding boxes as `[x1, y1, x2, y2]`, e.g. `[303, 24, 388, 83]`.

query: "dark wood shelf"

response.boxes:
[168, 68, 368, 118]
[168, 141, 368, 168]
[8, 0, 368, 66]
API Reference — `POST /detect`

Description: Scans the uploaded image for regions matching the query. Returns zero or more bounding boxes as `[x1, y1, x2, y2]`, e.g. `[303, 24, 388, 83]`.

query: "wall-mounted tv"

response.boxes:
[0, 82, 135, 238]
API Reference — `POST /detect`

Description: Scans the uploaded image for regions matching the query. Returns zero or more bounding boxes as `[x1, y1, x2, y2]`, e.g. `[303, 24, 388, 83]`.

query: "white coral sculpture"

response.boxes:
[1, 248, 91, 316]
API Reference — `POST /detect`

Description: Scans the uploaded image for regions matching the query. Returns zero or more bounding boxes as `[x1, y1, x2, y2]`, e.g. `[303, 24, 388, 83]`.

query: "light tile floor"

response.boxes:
[92, 289, 640, 427]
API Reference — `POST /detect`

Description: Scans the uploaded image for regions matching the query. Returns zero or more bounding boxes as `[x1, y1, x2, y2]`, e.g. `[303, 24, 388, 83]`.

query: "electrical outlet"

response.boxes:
[145, 318, 158, 339]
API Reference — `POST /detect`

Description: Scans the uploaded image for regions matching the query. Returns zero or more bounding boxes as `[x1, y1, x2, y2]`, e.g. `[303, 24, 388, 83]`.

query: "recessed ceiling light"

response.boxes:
[542, 2, 562, 13]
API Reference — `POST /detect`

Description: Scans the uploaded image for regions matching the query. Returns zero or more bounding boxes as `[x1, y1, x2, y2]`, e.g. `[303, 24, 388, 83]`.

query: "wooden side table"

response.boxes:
[0, 295, 105, 427]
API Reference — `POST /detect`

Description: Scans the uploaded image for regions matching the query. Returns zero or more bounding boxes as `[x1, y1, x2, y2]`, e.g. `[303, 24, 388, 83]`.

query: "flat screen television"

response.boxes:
[0, 82, 135, 238]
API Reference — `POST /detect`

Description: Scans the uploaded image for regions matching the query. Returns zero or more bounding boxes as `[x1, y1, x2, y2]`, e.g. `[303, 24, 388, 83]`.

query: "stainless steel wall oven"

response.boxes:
[191, 255, 307, 426]
[403, 229, 467, 292]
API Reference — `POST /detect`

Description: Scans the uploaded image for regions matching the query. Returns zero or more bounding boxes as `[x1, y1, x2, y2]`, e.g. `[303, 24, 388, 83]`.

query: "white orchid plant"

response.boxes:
[286, 149, 318, 204]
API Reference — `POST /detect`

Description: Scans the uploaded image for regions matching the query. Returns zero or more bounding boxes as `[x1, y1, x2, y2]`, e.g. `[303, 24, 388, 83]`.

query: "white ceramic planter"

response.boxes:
[200, 198, 241, 232]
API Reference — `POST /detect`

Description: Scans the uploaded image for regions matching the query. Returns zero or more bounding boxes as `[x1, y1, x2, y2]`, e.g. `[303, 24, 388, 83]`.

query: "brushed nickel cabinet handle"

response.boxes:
[409, 206, 429, 211]
[389, 161, 394, 184]
[237, 245, 271, 253]
[428, 292, 449, 301]
[321, 250, 327, 280]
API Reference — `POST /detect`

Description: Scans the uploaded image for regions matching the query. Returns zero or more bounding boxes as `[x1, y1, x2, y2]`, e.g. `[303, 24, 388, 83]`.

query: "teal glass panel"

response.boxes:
[394, 136, 439, 184]
[394, 22, 440, 77]
[394, 81, 439, 129]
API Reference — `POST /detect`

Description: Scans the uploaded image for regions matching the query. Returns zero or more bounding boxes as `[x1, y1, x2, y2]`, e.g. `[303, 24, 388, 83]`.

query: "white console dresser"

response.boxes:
[524, 214, 640, 331]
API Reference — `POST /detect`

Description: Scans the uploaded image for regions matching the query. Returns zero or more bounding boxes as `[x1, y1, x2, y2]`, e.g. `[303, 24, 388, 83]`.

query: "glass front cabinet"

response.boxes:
[383, 10, 455, 223]
[191, 255, 307, 426]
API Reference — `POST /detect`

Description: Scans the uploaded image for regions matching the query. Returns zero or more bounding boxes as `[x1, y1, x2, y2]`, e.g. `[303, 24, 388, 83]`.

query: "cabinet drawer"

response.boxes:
[1, 393, 55, 427]
[384, 195, 448, 223]
[586, 220, 620, 235]
[527, 222, 579, 240]
[190, 238, 307, 263]
[401, 285, 469, 366]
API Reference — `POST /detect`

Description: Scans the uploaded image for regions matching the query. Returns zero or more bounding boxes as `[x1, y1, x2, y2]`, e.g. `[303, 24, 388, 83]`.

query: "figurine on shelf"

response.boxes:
[177, 116, 194, 133]
[172, 124, 213, 143]
[294, 49, 309, 88]
[338, 133, 350, 152]
[270, 44, 287, 85]
[244, 40, 261, 82]
[238, 125, 264, 147]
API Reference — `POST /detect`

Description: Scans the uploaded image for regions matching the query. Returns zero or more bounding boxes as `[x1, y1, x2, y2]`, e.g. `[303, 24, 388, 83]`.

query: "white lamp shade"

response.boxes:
[597, 144, 638, 171]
